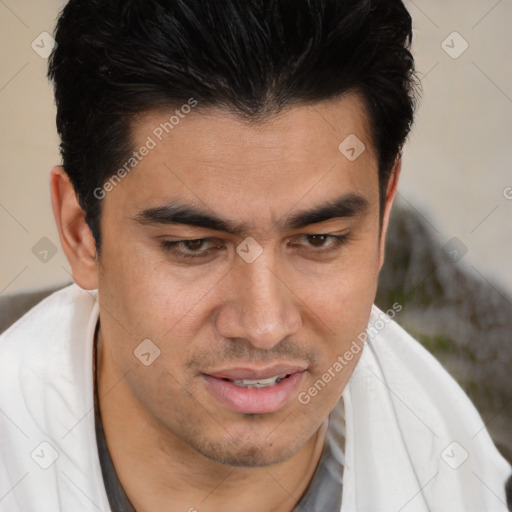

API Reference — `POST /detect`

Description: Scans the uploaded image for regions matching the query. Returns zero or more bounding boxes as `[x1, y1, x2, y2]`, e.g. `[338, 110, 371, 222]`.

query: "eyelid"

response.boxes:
[159, 235, 220, 245]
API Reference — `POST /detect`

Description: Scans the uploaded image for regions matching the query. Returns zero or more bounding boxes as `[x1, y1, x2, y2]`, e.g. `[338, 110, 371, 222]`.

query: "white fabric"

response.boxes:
[0, 284, 509, 511]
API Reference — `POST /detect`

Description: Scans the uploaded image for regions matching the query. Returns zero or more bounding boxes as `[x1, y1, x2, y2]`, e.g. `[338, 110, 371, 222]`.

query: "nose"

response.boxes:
[215, 253, 302, 350]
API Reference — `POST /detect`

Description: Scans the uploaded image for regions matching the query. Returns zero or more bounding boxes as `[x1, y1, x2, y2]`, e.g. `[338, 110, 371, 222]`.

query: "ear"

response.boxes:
[50, 166, 99, 290]
[378, 157, 401, 271]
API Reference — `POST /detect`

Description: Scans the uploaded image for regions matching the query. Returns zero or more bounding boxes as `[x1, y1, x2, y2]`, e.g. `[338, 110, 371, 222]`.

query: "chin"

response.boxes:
[193, 435, 299, 468]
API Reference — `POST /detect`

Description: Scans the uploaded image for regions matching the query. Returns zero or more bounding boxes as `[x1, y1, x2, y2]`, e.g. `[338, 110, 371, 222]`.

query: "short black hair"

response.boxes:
[48, 0, 420, 250]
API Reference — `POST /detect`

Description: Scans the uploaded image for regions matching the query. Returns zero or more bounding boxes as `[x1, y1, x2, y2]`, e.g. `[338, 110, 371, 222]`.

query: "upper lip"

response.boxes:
[205, 365, 307, 381]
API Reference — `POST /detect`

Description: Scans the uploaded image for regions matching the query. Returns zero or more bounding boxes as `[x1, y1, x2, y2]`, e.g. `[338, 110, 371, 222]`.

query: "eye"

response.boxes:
[304, 235, 336, 247]
[289, 233, 350, 254]
[160, 238, 224, 260]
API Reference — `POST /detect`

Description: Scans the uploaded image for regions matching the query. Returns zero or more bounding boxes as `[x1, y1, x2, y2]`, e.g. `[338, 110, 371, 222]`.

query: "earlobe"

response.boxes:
[378, 157, 402, 270]
[50, 166, 99, 290]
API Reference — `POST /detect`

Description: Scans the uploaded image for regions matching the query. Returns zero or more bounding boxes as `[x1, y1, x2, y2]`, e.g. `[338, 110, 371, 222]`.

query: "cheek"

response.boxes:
[297, 240, 380, 327]
[295, 238, 379, 391]
[98, 236, 223, 341]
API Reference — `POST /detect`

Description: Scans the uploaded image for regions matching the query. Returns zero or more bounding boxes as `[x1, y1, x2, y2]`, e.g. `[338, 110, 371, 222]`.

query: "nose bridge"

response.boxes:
[220, 253, 301, 349]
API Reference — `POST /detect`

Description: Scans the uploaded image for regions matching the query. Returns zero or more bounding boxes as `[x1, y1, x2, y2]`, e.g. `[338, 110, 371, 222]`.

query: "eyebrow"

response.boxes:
[133, 193, 370, 235]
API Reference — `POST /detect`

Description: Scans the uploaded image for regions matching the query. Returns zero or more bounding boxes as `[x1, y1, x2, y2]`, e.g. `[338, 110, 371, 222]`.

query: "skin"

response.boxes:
[51, 93, 401, 512]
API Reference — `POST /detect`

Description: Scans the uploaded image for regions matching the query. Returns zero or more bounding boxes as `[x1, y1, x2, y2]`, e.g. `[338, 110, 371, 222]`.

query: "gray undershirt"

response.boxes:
[94, 378, 344, 512]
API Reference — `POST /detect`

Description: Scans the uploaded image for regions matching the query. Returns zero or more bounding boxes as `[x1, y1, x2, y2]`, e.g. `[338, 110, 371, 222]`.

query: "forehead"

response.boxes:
[105, 93, 379, 227]
[132, 93, 374, 163]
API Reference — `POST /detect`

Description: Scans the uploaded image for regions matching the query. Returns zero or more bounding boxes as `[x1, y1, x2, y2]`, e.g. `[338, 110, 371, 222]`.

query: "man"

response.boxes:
[0, 0, 510, 511]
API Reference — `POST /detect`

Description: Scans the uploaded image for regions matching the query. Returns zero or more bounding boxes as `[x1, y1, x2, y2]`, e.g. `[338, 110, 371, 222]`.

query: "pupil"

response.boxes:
[186, 240, 203, 251]
[308, 235, 326, 247]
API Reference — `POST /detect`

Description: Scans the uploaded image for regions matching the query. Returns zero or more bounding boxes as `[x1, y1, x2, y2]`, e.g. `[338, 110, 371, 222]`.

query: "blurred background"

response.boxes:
[0, 0, 511, 459]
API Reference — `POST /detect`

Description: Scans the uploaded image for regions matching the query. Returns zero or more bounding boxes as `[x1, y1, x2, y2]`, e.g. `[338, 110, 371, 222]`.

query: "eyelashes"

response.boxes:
[160, 238, 224, 260]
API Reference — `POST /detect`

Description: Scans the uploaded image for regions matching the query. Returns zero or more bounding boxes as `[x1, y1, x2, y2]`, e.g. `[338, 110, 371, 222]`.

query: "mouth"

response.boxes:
[202, 365, 307, 414]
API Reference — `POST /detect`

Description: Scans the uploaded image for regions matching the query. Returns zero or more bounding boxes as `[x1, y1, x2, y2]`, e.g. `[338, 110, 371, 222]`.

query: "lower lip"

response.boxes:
[202, 372, 305, 414]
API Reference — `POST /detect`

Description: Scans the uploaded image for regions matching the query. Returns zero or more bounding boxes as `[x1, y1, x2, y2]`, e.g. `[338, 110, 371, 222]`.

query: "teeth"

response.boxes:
[232, 375, 287, 389]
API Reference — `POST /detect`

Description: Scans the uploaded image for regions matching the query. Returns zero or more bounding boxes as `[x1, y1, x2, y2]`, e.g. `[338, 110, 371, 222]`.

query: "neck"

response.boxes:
[95, 329, 328, 512]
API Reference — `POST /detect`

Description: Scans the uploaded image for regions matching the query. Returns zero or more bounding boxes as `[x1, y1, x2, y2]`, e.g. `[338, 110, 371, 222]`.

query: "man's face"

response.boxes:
[96, 94, 393, 467]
